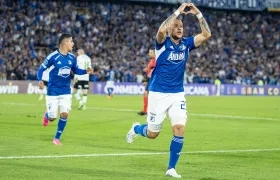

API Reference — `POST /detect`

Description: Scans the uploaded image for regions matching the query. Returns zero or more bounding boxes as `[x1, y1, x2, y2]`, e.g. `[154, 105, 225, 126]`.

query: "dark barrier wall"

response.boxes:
[0, 81, 279, 96]
[0, 81, 93, 95]
[92, 82, 280, 96]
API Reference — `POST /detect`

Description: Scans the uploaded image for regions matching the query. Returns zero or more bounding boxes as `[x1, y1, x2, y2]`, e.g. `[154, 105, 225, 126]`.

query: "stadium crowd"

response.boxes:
[0, 0, 279, 85]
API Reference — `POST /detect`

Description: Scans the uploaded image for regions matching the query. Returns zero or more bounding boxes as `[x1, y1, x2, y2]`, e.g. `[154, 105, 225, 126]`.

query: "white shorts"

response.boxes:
[147, 91, 187, 132]
[105, 81, 115, 93]
[45, 94, 72, 118]
[106, 80, 114, 86]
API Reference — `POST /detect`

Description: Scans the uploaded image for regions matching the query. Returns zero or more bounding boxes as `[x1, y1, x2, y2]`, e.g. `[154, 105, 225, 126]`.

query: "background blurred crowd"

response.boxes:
[0, 0, 279, 85]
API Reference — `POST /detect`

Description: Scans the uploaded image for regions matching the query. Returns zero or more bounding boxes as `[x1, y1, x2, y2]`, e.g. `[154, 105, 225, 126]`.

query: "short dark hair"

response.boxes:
[58, 34, 72, 45]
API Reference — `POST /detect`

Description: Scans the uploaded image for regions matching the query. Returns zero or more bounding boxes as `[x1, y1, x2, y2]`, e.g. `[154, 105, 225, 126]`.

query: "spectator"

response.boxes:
[0, 0, 279, 85]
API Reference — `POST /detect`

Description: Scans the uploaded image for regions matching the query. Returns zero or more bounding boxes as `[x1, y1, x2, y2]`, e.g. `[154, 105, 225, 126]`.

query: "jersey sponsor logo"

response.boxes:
[58, 66, 71, 78]
[167, 52, 185, 61]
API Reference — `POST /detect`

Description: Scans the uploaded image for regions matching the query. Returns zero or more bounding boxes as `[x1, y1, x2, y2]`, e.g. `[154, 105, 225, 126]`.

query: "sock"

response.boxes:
[45, 112, 49, 120]
[82, 94, 87, 104]
[143, 96, 148, 113]
[74, 92, 81, 101]
[134, 124, 148, 137]
[168, 136, 184, 170]
[54, 118, 67, 140]
[108, 88, 113, 96]
[39, 89, 44, 99]
[44, 87, 47, 95]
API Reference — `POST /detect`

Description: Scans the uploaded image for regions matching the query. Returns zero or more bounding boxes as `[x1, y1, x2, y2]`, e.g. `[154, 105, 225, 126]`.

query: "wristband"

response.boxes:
[174, 10, 180, 16]
[196, 13, 203, 19]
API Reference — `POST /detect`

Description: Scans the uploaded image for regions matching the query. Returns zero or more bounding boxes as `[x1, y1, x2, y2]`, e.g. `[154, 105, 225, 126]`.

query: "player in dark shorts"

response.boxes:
[137, 48, 156, 116]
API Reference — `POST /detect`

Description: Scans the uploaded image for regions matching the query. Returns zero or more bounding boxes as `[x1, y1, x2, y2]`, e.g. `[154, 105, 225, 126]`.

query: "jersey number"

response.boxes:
[180, 101, 186, 110]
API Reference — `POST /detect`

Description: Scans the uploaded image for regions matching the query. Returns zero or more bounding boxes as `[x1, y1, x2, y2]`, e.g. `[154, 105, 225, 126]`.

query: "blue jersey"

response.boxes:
[107, 70, 115, 81]
[37, 50, 87, 96]
[149, 36, 196, 93]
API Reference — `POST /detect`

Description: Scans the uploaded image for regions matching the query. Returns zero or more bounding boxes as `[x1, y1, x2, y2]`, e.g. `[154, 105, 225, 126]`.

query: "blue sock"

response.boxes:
[168, 136, 184, 170]
[134, 124, 148, 137]
[45, 112, 49, 120]
[54, 118, 67, 139]
[107, 88, 113, 96]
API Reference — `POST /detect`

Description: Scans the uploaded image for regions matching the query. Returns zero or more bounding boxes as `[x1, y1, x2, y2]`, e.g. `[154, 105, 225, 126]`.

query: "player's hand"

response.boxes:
[38, 81, 44, 90]
[86, 67, 93, 74]
[183, 3, 201, 15]
[177, 3, 188, 14]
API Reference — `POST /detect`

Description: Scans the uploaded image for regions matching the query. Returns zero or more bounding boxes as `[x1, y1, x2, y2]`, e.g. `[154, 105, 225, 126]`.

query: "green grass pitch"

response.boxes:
[0, 95, 279, 180]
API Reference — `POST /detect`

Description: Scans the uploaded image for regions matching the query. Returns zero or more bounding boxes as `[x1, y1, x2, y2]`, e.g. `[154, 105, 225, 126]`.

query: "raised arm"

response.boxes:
[184, 3, 211, 47]
[156, 3, 188, 44]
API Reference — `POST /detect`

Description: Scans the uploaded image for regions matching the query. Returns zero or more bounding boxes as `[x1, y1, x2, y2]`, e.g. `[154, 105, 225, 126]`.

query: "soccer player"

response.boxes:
[73, 48, 92, 110]
[137, 48, 156, 116]
[38, 68, 50, 101]
[106, 66, 115, 98]
[37, 34, 93, 145]
[126, 3, 211, 178]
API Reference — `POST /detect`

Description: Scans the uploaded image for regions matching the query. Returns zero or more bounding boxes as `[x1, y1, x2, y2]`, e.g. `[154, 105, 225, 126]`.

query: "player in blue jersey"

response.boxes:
[37, 34, 93, 145]
[126, 3, 211, 178]
[105, 66, 115, 98]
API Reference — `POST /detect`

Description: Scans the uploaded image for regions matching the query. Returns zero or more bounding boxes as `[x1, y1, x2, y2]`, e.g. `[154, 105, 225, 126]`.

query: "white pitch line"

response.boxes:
[89, 107, 279, 121]
[0, 102, 279, 121]
[187, 113, 279, 121]
[0, 148, 279, 160]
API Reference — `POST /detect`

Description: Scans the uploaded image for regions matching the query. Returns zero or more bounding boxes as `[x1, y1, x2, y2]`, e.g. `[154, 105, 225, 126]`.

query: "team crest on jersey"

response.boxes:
[58, 66, 71, 78]
[179, 44, 186, 50]
[68, 60, 72, 65]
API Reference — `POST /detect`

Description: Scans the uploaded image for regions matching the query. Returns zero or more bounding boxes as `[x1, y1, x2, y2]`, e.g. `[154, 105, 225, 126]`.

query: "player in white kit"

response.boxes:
[73, 49, 92, 110]
[126, 3, 211, 178]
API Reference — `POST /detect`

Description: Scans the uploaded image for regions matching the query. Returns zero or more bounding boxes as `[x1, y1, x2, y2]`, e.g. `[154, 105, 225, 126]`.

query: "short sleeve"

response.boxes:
[155, 37, 169, 50]
[185, 36, 196, 51]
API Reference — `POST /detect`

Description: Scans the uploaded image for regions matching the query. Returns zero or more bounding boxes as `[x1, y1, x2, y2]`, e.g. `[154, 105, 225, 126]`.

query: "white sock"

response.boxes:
[82, 95, 87, 104]
[74, 92, 81, 101]
[39, 88, 45, 98]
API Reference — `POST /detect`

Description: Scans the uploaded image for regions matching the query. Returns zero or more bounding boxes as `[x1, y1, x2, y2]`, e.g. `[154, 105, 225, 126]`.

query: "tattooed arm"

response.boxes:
[185, 3, 211, 47]
[156, 3, 188, 44]
[194, 16, 212, 47]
